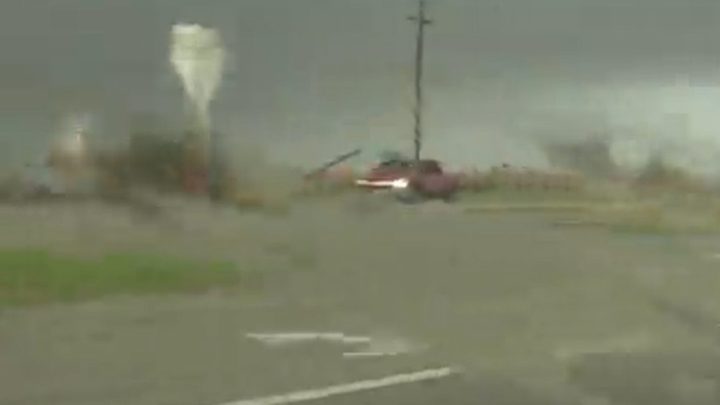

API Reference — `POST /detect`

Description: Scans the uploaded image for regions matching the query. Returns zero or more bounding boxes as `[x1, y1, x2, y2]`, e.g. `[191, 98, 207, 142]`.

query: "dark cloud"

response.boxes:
[1, 0, 720, 169]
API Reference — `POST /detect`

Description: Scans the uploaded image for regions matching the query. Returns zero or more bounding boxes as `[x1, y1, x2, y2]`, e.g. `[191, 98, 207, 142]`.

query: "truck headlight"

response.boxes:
[390, 178, 409, 189]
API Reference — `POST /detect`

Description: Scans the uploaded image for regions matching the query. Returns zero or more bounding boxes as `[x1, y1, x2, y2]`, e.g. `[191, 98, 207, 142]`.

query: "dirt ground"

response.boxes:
[2, 196, 720, 405]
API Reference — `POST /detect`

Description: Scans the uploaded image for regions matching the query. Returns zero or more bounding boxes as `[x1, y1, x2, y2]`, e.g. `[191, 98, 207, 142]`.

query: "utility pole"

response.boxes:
[408, 0, 432, 161]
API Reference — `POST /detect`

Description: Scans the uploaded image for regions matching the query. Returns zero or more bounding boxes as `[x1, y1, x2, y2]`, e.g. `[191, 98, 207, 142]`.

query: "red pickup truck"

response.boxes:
[354, 158, 460, 202]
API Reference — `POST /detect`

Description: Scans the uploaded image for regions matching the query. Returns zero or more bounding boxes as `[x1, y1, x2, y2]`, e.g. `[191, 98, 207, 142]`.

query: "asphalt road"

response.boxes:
[2, 199, 720, 404]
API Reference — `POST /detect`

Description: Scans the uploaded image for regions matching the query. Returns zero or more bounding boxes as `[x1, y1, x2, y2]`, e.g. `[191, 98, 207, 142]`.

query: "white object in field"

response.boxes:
[48, 113, 91, 173]
[217, 367, 457, 405]
[170, 23, 225, 137]
[57, 114, 90, 160]
[47, 113, 95, 193]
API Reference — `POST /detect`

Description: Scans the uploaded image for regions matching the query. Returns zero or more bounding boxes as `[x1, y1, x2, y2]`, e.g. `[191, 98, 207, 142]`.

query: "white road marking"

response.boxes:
[246, 332, 372, 346]
[216, 367, 458, 405]
[342, 351, 402, 358]
[247, 331, 422, 359]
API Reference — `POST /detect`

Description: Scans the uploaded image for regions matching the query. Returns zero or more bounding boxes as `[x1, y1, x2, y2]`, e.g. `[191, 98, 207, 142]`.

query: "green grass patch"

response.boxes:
[0, 249, 249, 307]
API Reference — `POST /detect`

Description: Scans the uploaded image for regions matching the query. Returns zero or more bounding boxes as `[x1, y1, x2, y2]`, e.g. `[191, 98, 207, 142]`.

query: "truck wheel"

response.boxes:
[442, 193, 459, 203]
[394, 189, 424, 204]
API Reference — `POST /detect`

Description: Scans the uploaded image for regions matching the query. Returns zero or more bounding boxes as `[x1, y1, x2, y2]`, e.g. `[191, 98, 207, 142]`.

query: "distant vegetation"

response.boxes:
[6, 126, 720, 234]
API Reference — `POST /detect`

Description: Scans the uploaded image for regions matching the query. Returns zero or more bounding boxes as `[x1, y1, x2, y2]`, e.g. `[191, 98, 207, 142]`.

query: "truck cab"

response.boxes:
[355, 158, 459, 201]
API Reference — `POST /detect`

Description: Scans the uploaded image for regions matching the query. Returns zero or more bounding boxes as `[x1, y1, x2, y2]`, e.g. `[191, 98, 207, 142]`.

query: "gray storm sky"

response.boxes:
[1, 0, 720, 170]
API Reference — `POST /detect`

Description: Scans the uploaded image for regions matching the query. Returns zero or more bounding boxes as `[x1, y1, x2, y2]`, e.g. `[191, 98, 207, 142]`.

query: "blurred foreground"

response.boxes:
[1, 196, 720, 404]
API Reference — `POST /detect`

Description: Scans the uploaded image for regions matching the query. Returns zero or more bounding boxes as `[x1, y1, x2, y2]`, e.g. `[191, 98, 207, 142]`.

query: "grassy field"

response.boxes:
[0, 249, 247, 307]
[457, 181, 720, 234]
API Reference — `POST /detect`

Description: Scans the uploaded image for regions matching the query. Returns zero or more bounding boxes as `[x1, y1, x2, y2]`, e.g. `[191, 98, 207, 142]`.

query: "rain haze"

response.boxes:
[6, 2, 720, 405]
[2, 0, 720, 171]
